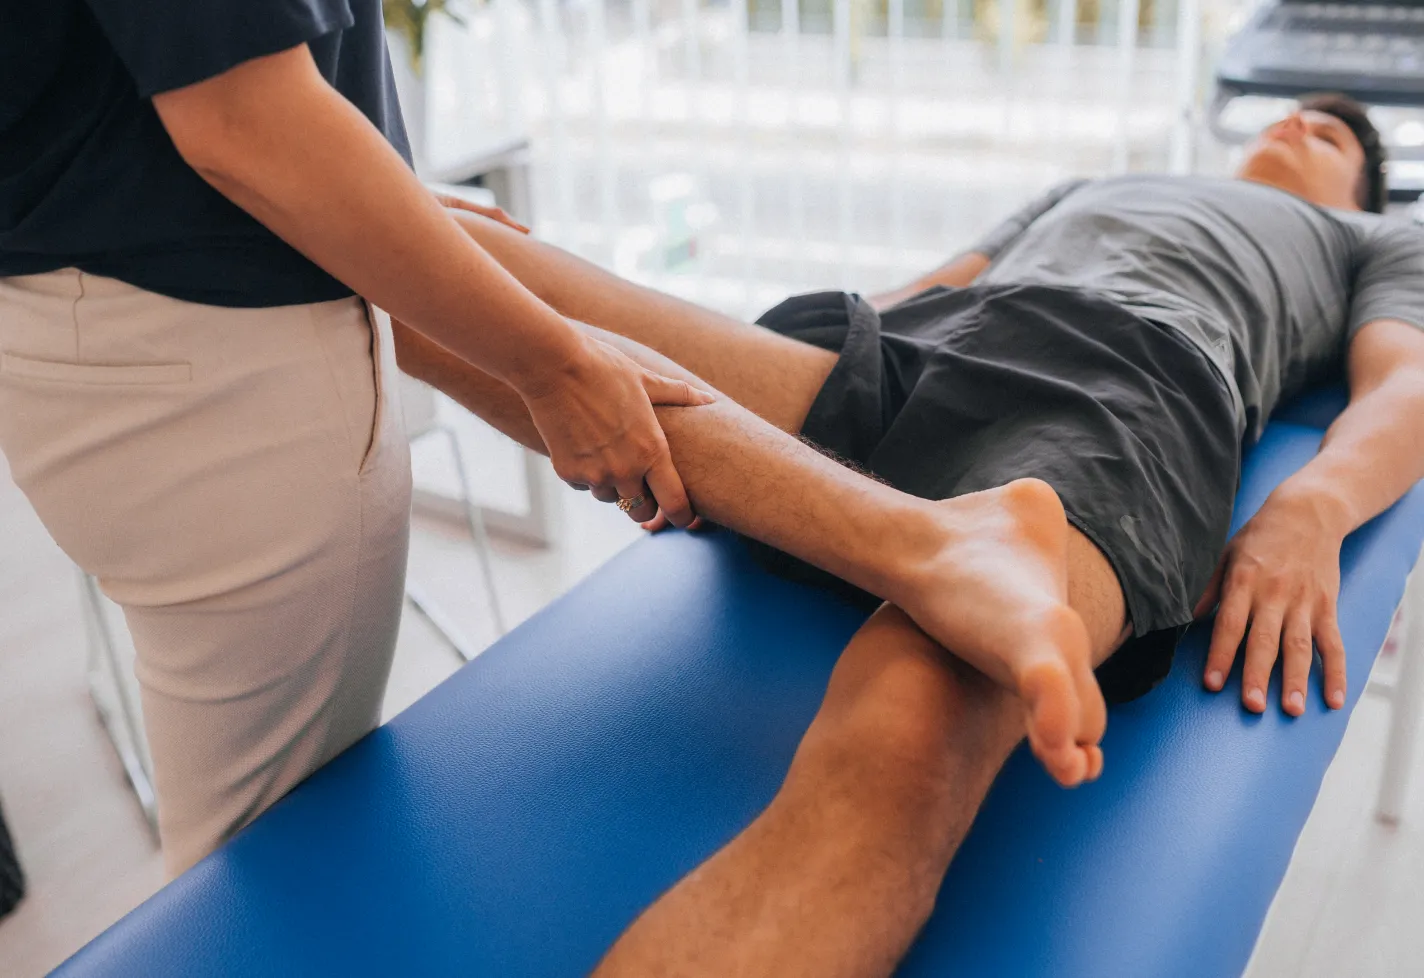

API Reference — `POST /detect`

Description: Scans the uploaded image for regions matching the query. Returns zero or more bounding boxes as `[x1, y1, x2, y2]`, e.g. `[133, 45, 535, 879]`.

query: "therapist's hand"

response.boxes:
[518, 333, 715, 527]
[1197, 485, 1348, 717]
[639, 512, 707, 533]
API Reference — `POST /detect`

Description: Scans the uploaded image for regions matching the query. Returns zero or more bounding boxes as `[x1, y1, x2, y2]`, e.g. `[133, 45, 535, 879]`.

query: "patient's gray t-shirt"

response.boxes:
[972, 175, 1424, 442]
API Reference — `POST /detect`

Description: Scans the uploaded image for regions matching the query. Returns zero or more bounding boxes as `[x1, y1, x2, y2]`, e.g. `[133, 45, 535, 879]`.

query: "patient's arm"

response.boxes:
[865, 253, 990, 311]
[1203, 319, 1424, 716]
[864, 179, 1084, 313]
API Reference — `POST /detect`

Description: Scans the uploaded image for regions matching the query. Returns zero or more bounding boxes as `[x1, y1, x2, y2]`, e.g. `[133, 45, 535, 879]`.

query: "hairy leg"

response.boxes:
[396, 322, 1121, 784]
[408, 216, 1132, 973]
[594, 550, 1124, 978]
[442, 208, 837, 433]
[594, 607, 1018, 978]
[441, 210, 1125, 648]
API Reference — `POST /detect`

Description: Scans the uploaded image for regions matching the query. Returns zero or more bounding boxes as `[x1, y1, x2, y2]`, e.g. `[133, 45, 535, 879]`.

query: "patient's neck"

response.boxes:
[1233, 166, 1359, 212]
[1234, 167, 1312, 204]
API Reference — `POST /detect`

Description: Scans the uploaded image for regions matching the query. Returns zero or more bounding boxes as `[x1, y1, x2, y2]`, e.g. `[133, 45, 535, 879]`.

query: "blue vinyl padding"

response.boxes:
[51, 387, 1424, 978]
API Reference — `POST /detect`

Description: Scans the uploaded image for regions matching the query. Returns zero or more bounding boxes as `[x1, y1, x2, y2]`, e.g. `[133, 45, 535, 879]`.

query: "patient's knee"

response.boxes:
[813, 666, 968, 803]
[808, 641, 1020, 808]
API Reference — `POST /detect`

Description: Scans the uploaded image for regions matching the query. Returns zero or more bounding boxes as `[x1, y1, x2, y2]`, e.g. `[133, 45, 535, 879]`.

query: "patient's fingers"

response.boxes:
[1317, 610, 1347, 710]
[435, 194, 531, 234]
[1204, 584, 1251, 692]
[1240, 604, 1283, 713]
[1280, 607, 1313, 717]
[590, 485, 621, 505]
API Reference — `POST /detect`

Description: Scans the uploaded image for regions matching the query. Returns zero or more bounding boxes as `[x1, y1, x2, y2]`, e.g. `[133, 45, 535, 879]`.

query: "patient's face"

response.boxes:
[1236, 110, 1366, 211]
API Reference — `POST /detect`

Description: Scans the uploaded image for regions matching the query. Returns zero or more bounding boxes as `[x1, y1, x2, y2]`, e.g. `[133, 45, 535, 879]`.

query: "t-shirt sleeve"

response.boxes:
[84, 0, 355, 98]
[1349, 223, 1424, 338]
[969, 179, 1088, 259]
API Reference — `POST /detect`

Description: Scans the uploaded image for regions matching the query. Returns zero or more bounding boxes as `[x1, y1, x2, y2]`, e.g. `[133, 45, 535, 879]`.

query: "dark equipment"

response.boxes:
[0, 797, 24, 920]
[1212, 0, 1424, 204]
[1217, 0, 1424, 104]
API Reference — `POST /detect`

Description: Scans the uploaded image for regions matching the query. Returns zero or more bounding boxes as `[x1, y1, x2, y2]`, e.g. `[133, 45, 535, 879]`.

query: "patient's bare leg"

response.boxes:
[442, 209, 837, 433]
[435, 211, 1129, 658]
[592, 608, 1022, 978]
[397, 324, 1120, 786]
[595, 593, 1121, 978]
[586, 470, 1124, 978]
[405, 217, 1131, 974]
[589, 489, 1126, 977]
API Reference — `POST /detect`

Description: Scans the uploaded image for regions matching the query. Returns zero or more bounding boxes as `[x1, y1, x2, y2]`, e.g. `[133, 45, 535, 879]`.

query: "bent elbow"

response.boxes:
[151, 44, 324, 196]
[153, 92, 257, 194]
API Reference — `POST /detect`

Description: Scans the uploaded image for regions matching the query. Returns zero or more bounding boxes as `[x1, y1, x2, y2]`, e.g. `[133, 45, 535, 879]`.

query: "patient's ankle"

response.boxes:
[879, 480, 1069, 609]
[858, 497, 957, 604]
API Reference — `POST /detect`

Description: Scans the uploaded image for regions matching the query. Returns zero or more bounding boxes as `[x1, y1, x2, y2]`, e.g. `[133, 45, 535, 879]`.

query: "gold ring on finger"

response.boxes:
[616, 493, 647, 514]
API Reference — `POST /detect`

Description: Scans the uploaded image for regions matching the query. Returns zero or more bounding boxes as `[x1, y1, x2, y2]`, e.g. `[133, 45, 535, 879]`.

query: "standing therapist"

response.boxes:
[0, 0, 707, 875]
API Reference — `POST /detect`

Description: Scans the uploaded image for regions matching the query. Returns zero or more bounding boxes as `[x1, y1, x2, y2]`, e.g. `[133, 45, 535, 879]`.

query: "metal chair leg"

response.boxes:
[441, 424, 507, 637]
[79, 569, 159, 836]
[402, 415, 508, 664]
[404, 580, 486, 663]
[1378, 548, 1424, 824]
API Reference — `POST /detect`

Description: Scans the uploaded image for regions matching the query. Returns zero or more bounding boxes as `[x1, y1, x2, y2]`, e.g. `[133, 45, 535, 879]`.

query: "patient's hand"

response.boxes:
[1198, 487, 1348, 717]
[435, 193, 531, 235]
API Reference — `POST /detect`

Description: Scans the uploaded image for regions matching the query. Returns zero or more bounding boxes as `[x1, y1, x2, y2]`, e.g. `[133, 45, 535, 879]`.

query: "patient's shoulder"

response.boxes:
[1333, 209, 1424, 263]
[1334, 207, 1424, 237]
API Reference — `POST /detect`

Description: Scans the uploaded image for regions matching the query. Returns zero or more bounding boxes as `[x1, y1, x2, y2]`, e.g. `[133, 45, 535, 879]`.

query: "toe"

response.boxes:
[1085, 746, 1104, 781]
[1059, 617, 1104, 746]
[1043, 744, 1088, 788]
[1076, 657, 1107, 747]
[1018, 656, 1079, 754]
[1027, 726, 1090, 787]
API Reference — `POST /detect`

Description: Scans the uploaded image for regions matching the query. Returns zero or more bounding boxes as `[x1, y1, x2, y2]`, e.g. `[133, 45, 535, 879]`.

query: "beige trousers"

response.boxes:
[0, 270, 411, 875]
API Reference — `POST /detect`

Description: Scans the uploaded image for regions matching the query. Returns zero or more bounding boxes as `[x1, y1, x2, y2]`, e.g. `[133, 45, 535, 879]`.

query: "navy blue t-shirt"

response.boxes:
[0, 0, 411, 307]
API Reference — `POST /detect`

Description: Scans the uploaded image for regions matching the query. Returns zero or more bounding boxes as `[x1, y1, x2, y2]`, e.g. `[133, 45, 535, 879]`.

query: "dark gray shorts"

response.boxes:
[749, 283, 1242, 703]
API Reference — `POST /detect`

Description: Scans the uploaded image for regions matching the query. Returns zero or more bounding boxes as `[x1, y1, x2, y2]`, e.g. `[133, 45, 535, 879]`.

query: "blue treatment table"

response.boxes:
[51, 388, 1424, 978]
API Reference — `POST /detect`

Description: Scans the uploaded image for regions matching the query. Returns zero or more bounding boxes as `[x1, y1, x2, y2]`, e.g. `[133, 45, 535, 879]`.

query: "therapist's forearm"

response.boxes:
[151, 44, 577, 392]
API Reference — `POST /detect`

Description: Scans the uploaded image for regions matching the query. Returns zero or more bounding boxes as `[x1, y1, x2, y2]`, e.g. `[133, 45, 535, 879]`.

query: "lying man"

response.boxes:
[394, 92, 1424, 976]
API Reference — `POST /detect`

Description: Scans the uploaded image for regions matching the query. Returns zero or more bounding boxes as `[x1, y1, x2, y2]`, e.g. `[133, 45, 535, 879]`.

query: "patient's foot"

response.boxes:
[894, 480, 1106, 787]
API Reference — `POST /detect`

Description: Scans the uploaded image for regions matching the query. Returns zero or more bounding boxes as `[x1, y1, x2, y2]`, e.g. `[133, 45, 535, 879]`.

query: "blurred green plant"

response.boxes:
[383, 0, 468, 74]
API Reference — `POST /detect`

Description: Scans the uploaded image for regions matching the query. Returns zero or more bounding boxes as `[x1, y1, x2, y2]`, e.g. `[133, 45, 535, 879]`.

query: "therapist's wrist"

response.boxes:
[502, 324, 590, 401]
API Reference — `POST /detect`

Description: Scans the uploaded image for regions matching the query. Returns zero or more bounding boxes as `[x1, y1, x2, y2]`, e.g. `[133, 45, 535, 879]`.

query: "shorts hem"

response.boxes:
[1061, 508, 1192, 639]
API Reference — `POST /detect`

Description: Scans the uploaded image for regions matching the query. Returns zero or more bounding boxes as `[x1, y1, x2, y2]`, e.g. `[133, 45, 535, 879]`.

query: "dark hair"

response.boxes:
[1298, 93, 1387, 213]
